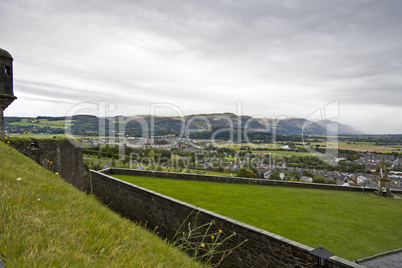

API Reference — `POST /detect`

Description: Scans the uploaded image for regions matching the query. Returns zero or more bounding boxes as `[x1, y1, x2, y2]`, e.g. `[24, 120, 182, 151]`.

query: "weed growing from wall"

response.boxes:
[172, 208, 247, 267]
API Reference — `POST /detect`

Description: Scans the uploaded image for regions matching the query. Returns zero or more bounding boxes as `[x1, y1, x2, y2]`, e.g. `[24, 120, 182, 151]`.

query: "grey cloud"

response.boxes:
[1, 0, 402, 133]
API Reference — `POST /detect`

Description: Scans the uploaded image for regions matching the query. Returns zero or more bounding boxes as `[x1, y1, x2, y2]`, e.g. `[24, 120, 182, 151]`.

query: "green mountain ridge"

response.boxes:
[5, 113, 362, 136]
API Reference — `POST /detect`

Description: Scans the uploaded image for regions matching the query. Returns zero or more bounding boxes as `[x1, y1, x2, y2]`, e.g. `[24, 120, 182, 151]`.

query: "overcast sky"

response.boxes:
[1, 0, 401, 134]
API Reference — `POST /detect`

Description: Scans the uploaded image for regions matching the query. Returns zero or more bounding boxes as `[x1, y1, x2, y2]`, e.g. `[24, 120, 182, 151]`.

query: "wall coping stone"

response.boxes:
[104, 168, 402, 194]
[358, 248, 402, 263]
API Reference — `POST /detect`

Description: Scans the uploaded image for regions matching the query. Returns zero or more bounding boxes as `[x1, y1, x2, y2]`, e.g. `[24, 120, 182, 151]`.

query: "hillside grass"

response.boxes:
[15, 118, 71, 127]
[8, 122, 64, 129]
[6, 134, 68, 139]
[114, 175, 402, 261]
[0, 141, 204, 268]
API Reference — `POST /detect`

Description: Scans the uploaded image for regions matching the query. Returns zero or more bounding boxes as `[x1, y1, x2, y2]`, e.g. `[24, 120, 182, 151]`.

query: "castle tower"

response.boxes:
[0, 48, 17, 139]
[378, 158, 391, 197]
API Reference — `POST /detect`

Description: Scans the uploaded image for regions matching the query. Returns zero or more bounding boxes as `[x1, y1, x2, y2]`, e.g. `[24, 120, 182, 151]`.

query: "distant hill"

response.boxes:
[285, 118, 363, 136]
[5, 113, 361, 136]
[111, 113, 361, 135]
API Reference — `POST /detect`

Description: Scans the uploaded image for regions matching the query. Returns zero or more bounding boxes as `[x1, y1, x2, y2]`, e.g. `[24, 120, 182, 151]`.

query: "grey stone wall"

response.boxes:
[9, 139, 87, 190]
[104, 168, 378, 193]
[90, 169, 362, 268]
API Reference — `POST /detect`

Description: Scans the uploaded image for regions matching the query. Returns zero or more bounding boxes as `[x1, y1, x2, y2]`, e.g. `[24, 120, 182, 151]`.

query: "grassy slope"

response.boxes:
[114, 175, 402, 261]
[0, 141, 204, 268]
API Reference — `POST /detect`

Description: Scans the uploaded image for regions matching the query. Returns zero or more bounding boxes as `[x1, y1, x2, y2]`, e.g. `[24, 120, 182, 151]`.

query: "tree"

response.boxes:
[156, 165, 163, 171]
[170, 155, 181, 168]
[289, 170, 301, 180]
[237, 168, 257, 178]
[122, 155, 130, 165]
[312, 175, 325, 183]
[269, 168, 282, 180]
[302, 170, 314, 178]
[148, 150, 156, 161]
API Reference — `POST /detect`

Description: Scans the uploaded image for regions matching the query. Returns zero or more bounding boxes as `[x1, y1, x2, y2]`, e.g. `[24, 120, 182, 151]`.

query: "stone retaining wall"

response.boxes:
[9, 139, 87, 190]
[104, 168, 377, 192]
[358, 248, 402, 265]
[90, 169, 362, 268]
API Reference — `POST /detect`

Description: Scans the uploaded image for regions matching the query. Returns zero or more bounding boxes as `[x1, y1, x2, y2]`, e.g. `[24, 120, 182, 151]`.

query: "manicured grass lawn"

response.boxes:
[162, 168, 232, 177]
[187, 169, 232, 176]
[114, 175, 402, 261]
[0, 142, 204, 267]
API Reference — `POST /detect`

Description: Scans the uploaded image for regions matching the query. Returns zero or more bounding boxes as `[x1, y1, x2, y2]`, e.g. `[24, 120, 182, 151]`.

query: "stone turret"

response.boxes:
[378, 158, 391, 197]
[0, 48, 17, 139]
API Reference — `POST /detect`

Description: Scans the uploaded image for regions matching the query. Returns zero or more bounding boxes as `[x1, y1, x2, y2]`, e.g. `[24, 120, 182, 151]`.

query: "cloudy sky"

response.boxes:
[1, 0, 401, 134]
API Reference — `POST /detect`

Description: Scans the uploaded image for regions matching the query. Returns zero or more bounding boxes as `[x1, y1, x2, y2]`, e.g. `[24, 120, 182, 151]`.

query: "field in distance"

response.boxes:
[7, 118, 71, 128]
[217, 140, 402, 154]
[114, 175, 402, 261]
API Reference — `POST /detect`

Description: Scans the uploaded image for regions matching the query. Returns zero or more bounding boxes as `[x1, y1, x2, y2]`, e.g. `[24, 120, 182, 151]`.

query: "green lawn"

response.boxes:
[0, 142, 204, 267]
[158, 168, 232, 177]
[113, 175, 402, 261]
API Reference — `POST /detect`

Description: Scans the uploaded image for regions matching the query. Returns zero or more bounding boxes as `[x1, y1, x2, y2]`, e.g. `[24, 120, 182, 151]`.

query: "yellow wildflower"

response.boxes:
[55, 172, 59, 175]
[211, 235, 215, 239]
[201, 243, 205, 247]
[219, 230, 222, 233]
